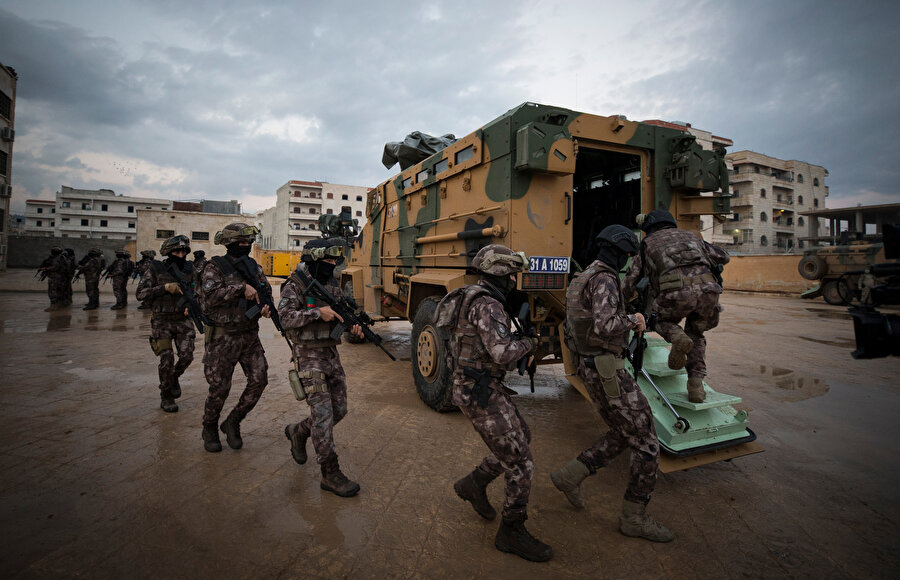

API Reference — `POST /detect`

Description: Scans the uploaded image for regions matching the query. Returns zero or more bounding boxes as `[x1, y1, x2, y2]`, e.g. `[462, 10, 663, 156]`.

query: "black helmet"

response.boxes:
[193, 250, 206, 259]
[638, 210, 677, 233]
[301, 237, 346, 264]
[595, 225, 639, 256]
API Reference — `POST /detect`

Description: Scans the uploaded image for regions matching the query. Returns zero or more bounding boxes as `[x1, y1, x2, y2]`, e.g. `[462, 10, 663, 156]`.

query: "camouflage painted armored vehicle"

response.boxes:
[798, 241, 893, 305]
[343, 102, 760, 468]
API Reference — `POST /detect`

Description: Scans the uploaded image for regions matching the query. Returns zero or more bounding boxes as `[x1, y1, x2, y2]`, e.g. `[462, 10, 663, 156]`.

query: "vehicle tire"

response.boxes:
[342, 281, 365, 344]
[822, 280, 851, 305]
[411, 296, 456, 412]
[798, 255, 828, 280]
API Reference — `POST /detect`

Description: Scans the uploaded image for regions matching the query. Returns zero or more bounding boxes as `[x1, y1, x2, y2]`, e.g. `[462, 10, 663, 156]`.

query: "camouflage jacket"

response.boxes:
[573, 260, 640, 356]
[109, 257, 135, 279]
[279, 265, 343, 348]
[79, 255, 106, 279]
[198, 255, 268, 331]
[45, 254, 69, 277]
[136, 259, 193, 317]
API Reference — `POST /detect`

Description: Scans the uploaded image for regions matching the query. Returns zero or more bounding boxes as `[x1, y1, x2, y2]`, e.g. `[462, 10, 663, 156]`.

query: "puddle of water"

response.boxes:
[804, 308, 851, 320]
[798, 336, 857, 349]
[758, 365, 829, 402]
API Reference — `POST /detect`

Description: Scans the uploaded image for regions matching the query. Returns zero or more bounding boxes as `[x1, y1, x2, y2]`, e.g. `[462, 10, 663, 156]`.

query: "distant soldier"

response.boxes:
[39, 246, 68, 311]
[135, 250, 157, 310]
[136, 236, 196, 413]
[76, 247, 106, 310]
[623, 210, 730, 403]
[196, 223, 270, 453]
[552, 225, 674, 543]
[282, 238, 364, 498]
[436, 244, 551, 563]
[191, 250, 207, 286]
[108, 249, 135, 310]
[62, 249, 76, 306]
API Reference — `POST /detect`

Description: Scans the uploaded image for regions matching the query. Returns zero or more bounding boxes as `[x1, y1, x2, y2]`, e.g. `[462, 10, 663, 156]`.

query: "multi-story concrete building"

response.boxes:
[724, 151, 829, 254]
[260, 181, 370, 250]
[135, 209, 251, 258]
[54, 186, 170, 241]
[1, 61, 17, 270]
[24, 199, 56, 236]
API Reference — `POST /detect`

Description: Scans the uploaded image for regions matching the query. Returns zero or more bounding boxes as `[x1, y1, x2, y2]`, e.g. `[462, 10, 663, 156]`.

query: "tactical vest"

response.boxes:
[282, 268, 342, 347]
[565, 261, 629, 356]
[150, 260, 194, 316]
[435, 284, 507, 377]
[202, 256, 260, 332]
[643, 228, 712, 293]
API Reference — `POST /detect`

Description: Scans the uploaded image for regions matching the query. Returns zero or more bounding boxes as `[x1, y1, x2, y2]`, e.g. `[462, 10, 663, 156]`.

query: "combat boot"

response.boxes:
[110, 303, 125, 310]
[667, 328, 694, 370]
[619, 499, 675, 542]
[170, 377, 182, 399]
[160, 396, 178, 413]
[83, 303, 98, 311]
[320, 454, 360, 497]
[550, 458, 590, 509]
[494, 513, 553, 562]
[687, 376, 706, 403]
[453, 467, 497, 520]
[220, 412, 243, 449]
[202, 423, 222, 453]
[284, 422, 310, 465]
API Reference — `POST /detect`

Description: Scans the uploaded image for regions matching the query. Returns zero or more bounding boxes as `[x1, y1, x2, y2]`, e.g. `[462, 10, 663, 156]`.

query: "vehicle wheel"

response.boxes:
[411, 296, 456, 412]
[837, 277, 857, 305]
[822, 280, 851, 305]
[798, 255, 828, 280]
[342, 280, 365, 344]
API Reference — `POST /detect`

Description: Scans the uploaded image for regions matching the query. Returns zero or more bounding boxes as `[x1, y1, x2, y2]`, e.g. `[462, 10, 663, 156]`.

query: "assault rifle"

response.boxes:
[625, 277, 658, 374]
[166, 262, 212, 334]
[510, 301, 538, 392]
[228, 256, 298, 359]
[294, 267, 397, 361]
[100, 264, 113, 284]
[462, 367, 493, 409]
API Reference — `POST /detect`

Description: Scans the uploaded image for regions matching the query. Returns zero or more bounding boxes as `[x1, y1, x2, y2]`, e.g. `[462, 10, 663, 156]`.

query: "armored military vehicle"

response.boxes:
[799, 241, 893, 305]
[343, 102, 760, 469]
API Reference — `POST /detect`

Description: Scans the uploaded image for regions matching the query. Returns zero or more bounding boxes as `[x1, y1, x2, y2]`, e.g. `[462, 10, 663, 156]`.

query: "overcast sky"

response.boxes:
[2, 0, 898, 215]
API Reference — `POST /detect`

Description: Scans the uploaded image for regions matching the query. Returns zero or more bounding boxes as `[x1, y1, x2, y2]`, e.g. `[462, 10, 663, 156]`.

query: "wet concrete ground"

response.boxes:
[1, 271, 899, 578]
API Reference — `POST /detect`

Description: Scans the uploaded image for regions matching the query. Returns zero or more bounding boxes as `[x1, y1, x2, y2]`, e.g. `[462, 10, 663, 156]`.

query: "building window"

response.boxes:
[293, 207, 301, 213]
[731, 213, 740, 222]
[156, 229, 175, 239]
[326, 209, 333, 214]
[754, 166, 760, 173]
[813, 177, 820, 187]
[81, 219, 89, 226]
[37, 207, 42, 214]
[36, 220, 42, 227]
[797, 174, 804, 183]
[0, 91, 11, 119]
[101, 204, 108, 211]
[128, 222, 135, 228]
[798, 195, 803, 205]
[356, 195, 363, 202]
[100, 220, 108, 227]
[356, 211, 362, 217]
[777, 194, 782, 202]
[760, 235, 768, 246]
[327, 193, 334, 199]
[62, 201, 70, 208]
[798, 217, 805, 227]
[814, 198, 819, 208]
[128, 206, 134, 212]
[294, 240, 300, 247]
[799, 240, 805, 249]
[62, 218, 69, 222]
[760, 188, 766, 198]
[51, 208, 55, 213]
[341, 194, 349, 200]
[760, 212, 767, 222]
[192, 231, 209, 241]
[50, 221, 54, 227]
[0, 151, 6, 176]
[309, 208, 317, 214]
[787, 217, 793, 226]
[732, 189, 739, 197]
[82, 203, 90, 210]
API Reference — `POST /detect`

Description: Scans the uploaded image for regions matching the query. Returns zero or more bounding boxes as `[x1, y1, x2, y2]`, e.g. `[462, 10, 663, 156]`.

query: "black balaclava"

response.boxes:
[51, 248, 62, 255]
[596, 243, 629, 272]
[482, 273, 516, 300]
[309, 260, 336, 284]
[226, 243, 252, 258]
[168, 253, 187, 269]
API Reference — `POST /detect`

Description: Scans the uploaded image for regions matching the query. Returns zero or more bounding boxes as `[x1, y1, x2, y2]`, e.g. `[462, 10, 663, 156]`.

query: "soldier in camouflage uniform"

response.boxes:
[623, 210, 730, 403]
[40, 246, 68, 311]
[135, 250, 157, 309]
[197, 223, 271, 453]
[136, 236, 196, 413]
[191, 250, 207, 286]
[76, 247, 106, 310]
[108, 249, 135, 310]
[62, 249, 76, 306]
[438, 244, 551, 562]
[282, 238, 365, 497]
[551, 225, 674, 543]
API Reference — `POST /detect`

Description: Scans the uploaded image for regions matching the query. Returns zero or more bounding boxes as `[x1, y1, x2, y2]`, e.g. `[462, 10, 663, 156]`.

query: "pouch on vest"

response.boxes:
[593, 353, 621, 398]
[434, 288, 466, 329]
[562, 320, 580, 356]
[149, 337, 173, 356]
[658, 272, 684, 292]
[288, 369, 306, 402]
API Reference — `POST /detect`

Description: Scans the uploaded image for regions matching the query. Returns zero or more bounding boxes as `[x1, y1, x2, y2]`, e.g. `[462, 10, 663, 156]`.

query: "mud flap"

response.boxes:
[801, 285, 822, 300]
[659, 440, 764, 473]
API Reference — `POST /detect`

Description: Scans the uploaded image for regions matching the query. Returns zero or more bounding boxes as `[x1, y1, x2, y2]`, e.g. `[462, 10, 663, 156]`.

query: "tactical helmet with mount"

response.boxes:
[472, 244, 530, 276]
[214, 223, 259, 246]
[89, 247, 103, 256]
[140, 249, 157, 258]
[115, 248, 130, 257]
[637, 209, 677, 233]
[192, 250, 206, 258]
[301, 237, 346, 264]
[595, 225, 639, 256]
[160, 235, 191, 256]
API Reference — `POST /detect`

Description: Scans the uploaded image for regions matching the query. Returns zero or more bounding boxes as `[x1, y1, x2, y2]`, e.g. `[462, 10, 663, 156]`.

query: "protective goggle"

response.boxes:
[303, 245, 345, 260]
[170, 235, 190, 247]
[480, 251, 530, 272]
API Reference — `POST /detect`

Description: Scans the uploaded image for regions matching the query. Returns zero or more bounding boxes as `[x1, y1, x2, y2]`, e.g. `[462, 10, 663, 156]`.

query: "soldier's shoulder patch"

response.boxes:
[496, 321, 509, 338]
[278, 296, 290, 310]
[609, 294, 618, 308]
[203, 279, 215, 291]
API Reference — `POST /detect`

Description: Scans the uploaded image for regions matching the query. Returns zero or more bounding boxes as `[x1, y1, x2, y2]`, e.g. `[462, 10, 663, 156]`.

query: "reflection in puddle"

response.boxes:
[798, 336, 856, 349]
[804, 308, 851, 320]
[47, 315, 72, 332]
[759, 365, 829, 402]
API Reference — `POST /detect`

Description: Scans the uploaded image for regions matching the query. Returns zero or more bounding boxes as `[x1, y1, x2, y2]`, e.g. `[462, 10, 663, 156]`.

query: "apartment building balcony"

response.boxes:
[729, 172, 753, 183]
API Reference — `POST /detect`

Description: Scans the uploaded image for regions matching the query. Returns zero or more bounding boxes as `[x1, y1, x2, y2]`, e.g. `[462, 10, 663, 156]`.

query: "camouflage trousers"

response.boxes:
[456, 377, 534, 519]
[47, 274, 68, 305]
[112, 276, 128, 306]
[202, 330, 269, 426]
[150, 317, 196, 397]
[292, 345, 348, 464]
[577, 362, 659, 506]
[652, 288, 722, 378]
[84, 275, 100, 306]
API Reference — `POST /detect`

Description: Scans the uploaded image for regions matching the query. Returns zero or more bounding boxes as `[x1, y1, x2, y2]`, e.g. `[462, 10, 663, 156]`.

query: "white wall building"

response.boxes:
[24, 199, 56, 236]
[55, 186, 170, 241]
[136, 209, 246, 258]
[1, 61, 17, 269]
